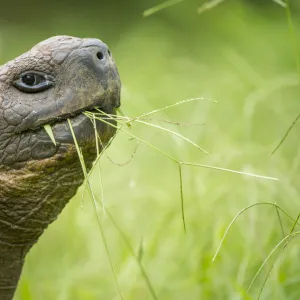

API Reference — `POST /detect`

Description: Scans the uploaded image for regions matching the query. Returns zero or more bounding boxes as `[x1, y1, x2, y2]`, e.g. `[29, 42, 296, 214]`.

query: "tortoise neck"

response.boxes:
[0, 243, 29, 300]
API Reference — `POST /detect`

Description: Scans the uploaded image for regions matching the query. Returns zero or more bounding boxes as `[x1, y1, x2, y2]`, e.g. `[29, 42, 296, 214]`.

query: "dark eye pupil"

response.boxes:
[22, 74, 36, 86]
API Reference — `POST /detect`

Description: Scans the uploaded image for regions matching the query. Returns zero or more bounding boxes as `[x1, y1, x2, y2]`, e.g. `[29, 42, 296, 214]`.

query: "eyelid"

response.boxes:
[17, 70, 53, 79]
[13, 71, 55, 93]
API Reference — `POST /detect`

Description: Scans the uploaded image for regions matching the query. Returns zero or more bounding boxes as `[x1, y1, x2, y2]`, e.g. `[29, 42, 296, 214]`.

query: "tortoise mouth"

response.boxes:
[2, 104, 117, 166]
[5, 93, 120, 165]
[31, 103, 117, 146]
[23, 94, 118, 133]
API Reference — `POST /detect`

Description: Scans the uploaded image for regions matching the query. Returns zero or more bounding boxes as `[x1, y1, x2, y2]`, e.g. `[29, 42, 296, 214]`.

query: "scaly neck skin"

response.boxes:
[0, 148, 92, 300]
[0, 244, 29, 300]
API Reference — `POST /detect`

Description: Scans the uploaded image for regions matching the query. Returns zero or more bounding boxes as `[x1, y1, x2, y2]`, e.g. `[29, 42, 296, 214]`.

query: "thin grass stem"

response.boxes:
[212, 202, 300, 262]
[134, 119, 208, 154]
[143, 0, 185, 17]
[247, 231, 300, 293]
[67, 119, 124, 300]
[181, 162, 278, 181]
[178, 164, 186, 233]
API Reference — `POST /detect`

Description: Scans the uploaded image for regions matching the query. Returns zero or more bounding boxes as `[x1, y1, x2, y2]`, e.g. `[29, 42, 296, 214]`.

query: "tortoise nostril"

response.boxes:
[96, 51, 104, 60]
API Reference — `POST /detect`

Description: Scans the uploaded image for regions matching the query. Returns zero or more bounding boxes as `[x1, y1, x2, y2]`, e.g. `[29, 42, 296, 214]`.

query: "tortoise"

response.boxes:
[0, 35, 121, 300]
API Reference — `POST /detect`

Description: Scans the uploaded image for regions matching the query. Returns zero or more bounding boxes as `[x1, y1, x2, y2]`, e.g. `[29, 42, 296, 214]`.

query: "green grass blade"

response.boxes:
[143, 0, 185, 17]
[212, 202, 300, 262]
[247, 231, 300, 294]
[86, 111, 279, 240]
[178, 163, 186, 233]
[106, 210, 159, 300]
[71, 115, 158, 299]
[137, 238, 144, 263]
[272, 0, 286, 7]
[67, 118, 124, 300]
[198, 0, 226, 14]
[43, 124, 56, 146]
[257, 236, 295, 299]
[271, 0, 300, 154]
[275, 204, 285, 237]
[135, 119, 208, 154]
[270, 112, 300, 155]
[181, 162, 278, 181]
[128, 97, 214, 123]
[117, 107, 131, 127]
[93, 114, 106, 211]
[258, 209, 300, 298]
[105, 140, 139, 166]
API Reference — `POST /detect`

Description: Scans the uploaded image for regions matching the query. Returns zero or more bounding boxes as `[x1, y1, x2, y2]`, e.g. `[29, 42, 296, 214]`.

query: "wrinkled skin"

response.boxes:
[0, 36, 121, 300]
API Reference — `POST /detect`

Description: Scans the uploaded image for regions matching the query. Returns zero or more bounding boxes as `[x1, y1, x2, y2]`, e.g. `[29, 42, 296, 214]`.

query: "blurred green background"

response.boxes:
[2, 0, 300, 299]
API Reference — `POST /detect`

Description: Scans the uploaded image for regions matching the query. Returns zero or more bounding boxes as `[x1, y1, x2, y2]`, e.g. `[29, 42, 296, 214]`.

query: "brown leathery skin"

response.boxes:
[0, 36, 121, 300]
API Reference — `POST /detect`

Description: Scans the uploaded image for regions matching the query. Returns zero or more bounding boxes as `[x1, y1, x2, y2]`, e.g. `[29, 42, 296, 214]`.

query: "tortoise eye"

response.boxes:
[13, 71, 55, 93]
[22, 73, 36, 86]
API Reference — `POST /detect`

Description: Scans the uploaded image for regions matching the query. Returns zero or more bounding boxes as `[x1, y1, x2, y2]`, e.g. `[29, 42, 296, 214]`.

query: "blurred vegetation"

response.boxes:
[2, 0, 300, 299]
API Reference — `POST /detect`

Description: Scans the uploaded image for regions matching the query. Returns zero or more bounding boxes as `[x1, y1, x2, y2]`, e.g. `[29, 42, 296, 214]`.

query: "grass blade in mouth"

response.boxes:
[116, 107, 131, 128]
[67, 118, 124, 300]
[86, 106, 279, 234]
[84, 99, 279, 297]
[89, 109, 278, 181]
[43, 124, 56, 145]
[78, 113, 159, 299]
